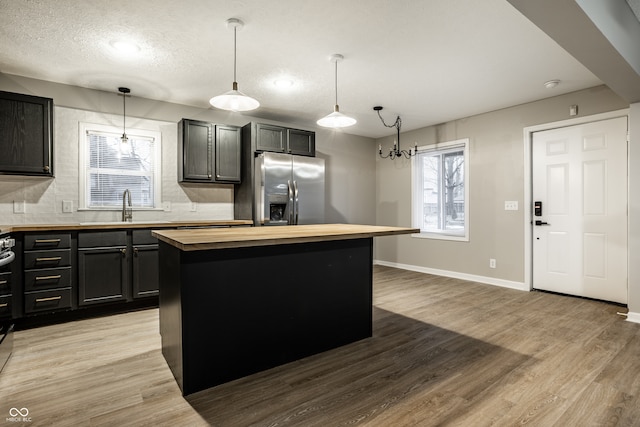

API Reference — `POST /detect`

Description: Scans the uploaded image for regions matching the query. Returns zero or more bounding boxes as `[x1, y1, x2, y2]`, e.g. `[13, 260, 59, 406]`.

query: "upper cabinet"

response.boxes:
[0, 91, 54, 177]
[178, 119, 241, 184]
[254, 123, 315, 157]
[287, 128, 315, 157]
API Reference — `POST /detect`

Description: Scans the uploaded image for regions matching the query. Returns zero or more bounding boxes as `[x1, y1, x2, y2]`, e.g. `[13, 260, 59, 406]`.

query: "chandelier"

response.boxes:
[375, 106, 416, 159]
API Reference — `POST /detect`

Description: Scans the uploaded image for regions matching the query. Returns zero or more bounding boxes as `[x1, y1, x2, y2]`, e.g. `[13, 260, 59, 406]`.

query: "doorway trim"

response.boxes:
[522, 109, 629, 291]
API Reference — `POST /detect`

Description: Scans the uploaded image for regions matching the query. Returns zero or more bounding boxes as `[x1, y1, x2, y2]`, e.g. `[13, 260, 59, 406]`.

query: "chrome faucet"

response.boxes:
[122, 189, 133, 222]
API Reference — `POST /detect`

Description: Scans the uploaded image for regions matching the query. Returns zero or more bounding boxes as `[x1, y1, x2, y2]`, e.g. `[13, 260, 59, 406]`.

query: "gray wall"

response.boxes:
[375, 85, 628, 284]
[0, 73, 376, 225]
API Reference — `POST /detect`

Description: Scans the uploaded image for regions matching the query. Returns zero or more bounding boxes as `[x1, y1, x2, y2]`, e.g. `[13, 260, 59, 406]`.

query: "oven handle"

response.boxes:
[0, 251, 15, 267]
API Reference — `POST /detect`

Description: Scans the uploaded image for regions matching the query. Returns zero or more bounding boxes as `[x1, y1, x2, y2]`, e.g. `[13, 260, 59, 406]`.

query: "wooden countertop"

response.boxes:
[0, 220, 253, 234]
[152, 223, 419, 251]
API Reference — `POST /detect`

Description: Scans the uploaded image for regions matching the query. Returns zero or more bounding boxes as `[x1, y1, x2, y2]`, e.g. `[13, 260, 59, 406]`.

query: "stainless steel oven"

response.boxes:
[0, 233, 15, 374]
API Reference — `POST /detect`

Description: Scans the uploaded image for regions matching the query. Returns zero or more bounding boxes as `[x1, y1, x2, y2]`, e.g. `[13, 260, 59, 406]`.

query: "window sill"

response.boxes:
[411, 232, 469, 242]
[77, 207, 165, 212]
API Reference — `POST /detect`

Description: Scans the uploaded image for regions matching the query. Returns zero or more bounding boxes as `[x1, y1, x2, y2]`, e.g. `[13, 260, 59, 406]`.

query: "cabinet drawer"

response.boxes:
[132, 229, 158, 245]
[79, 231, 127, 248]
[24, 267, 72, 291]
[0, 272, 10, 295]
[25, 233, 71, 249]
[24, 249, 71, 269]
[24, 288, 72, 314]
[0, 295, 11, 318]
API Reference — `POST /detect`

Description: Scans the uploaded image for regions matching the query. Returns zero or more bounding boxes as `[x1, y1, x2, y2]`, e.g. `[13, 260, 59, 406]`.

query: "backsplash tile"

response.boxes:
[0, 106, 234, 225]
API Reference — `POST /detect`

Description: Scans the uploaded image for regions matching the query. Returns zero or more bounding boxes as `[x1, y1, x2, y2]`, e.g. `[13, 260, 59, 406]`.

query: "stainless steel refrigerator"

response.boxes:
[254, 152, 324, 225]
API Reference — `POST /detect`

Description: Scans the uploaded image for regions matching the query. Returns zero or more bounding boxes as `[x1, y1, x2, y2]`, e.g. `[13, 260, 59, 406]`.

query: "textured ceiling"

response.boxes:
[0, 0, 602, 138]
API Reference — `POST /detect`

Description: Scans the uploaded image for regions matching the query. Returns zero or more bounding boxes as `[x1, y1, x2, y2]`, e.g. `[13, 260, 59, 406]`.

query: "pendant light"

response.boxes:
[209, 18, 259, 112]
[317, 54, 356, 128]
[118, 87, 131, 155]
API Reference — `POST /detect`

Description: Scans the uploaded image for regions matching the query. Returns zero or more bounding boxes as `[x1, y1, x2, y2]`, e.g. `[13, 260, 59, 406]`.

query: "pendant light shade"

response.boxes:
[210, 18, 259, 112]
[317, 54, 356, 128]
[316, 105, 357, 128]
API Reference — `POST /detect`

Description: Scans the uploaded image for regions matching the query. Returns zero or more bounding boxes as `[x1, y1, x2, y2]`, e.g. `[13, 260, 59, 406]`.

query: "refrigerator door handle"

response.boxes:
[293, 180, 299, 225]
[287, 180, 294, 225]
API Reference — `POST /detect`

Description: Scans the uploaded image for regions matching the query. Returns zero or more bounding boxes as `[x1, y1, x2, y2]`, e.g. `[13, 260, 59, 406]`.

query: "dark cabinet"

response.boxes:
[0, 91, 54, 176]
[254, 123, 315, 157]
[23, 232, 73, 314]
[255, 123, 286, 152]
[0, 267, 12, 319]
[178, 119, 241, 184]
[215, 125, 242, 182]
[287, 128, 315, 156]
[132, 230, 158, 298]
[180, 119, 211, 181]
[78, 231, 128, 306]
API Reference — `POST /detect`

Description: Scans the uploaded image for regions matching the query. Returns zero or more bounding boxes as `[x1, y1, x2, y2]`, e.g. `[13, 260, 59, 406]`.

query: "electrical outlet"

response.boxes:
[163, 201, 171, 212]
[190, 202, 197, 212]
[570, 105, 578, 116]
[13, 200, 25, 214]
[489, 258, 496, 269]
[504, 201, 518, 211]
[62, 200, 73, 213]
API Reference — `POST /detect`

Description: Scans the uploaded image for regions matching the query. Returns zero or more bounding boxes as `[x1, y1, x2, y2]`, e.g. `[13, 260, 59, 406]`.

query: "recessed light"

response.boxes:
[544, 79, 560, 89]
[110, 39, 141, 55]
[273, 78, 294, 89]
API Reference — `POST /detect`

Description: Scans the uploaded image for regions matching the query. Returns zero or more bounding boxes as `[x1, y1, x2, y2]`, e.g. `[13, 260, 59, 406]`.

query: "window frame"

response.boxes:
[411, 138, 470, 241]
[78, 122, 162, 211]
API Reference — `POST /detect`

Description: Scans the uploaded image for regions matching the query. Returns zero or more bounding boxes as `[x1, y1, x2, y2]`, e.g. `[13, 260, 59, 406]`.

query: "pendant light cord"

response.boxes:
[233, 25, 237, 84]
[122, 91, 126, 135]
[334, 59, 338, 106]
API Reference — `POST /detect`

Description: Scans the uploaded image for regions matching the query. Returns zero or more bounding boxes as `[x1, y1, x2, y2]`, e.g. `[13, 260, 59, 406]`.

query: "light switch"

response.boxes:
[504, 201, 518, 211]
[13, 200, 25, 214]
[62, 200, 73, 213]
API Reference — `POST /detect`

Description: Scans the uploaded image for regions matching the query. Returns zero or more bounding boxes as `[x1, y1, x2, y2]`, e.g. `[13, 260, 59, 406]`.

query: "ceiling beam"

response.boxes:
[507, 0, 640, 103]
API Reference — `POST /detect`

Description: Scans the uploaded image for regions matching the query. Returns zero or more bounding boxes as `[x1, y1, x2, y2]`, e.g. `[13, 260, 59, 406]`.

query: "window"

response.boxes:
[412, 138, 469, 241]
[79, 123, 161, 210]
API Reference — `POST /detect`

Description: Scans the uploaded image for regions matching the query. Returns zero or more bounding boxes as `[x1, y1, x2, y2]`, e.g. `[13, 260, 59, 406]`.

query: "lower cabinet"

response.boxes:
[132, 230, 159, 298]
[15, 227, 163, 320]
[23, 232, 74, 314]
[78, 245, 129, 306]
[0, 265, 12, 319]
[78, 229, 158, 306]
[78, 231, 129, 305]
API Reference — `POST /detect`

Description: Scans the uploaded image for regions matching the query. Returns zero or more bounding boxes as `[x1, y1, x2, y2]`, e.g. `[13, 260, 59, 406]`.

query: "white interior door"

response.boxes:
[532, 116, 628, 304]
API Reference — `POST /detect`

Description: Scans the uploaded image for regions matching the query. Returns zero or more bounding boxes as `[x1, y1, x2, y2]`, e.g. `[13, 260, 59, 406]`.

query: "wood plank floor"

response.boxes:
[1, 265, 639, 426]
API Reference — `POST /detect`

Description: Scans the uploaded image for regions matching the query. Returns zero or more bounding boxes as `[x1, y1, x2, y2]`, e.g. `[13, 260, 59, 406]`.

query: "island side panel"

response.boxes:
[158, 242, 185, 392]
[174, 237, 373, 395]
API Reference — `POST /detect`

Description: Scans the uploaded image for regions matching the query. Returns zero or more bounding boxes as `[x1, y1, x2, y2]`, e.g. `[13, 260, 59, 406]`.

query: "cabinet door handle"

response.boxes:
[0, 303, 7, 308]
[36, 256, 62, 262]
[120, 248, 127, 255]
[35, 275, 62, 281]
[0, 280, 7, 285]
[35, 296, 62, 303]
[35, 239, 61, 244]
[43, 165, 51, 172]
[133, 247, 139, 255]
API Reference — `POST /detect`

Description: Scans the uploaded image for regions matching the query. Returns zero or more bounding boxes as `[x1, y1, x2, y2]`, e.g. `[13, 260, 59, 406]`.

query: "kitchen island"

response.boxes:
[152, 224, 418, 395]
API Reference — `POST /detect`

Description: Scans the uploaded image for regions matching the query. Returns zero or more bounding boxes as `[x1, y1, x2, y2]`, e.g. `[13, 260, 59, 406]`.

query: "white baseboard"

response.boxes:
[625, 311, 640, 324]
[374, 260, 528, 292]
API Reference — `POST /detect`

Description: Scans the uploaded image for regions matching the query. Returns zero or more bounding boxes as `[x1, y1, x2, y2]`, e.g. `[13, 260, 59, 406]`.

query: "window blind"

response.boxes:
[86, 130, 156, 208]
